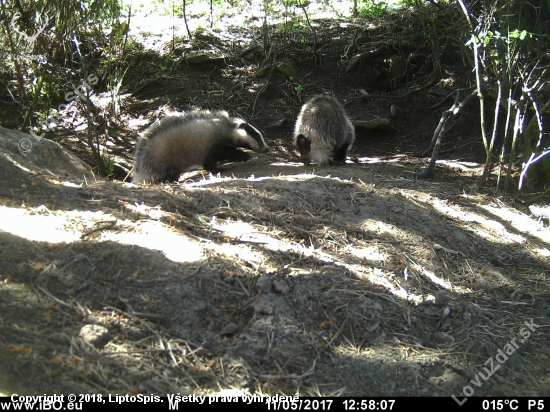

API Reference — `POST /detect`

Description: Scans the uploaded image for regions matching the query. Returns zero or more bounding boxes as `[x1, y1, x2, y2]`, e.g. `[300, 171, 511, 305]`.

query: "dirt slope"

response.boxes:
[1, 126, 549, 396]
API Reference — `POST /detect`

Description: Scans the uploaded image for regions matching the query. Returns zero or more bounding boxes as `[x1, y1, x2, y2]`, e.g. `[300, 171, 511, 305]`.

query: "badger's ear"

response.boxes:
[232, 118, 246, 128]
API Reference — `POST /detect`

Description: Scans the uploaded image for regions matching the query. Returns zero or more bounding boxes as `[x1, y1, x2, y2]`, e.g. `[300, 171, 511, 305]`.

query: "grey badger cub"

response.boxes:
[293, 94, 355, 165]
[132, 111, 269, 183]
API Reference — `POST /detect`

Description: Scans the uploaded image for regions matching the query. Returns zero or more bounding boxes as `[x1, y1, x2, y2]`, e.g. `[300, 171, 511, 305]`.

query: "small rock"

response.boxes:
[254, 296, 274, 315]
[252, 317, 274, 330]
[367, 321, 380, 332]
[276, 62, 298, 80]
[79, 324, 110, 348]
[352, 119, 397, 132]
[256, 66, 269, 77]
[196, 341, 225, 357]
[255, 275, 273, 294]
[424, 294, 436, 304]
[450, 364, 471, 379]
[48, 333, 71, 345]
[126, 326, 147, 340]
[186, 53, 211, 64]
[207, 321, 220, 332]
[273, 279, 289, 295]
[220, 323, 239, 336]
[433, 332, 455, 345]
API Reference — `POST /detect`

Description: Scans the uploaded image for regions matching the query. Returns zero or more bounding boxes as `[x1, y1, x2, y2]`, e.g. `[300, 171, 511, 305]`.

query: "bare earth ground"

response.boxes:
[1, 2, 550, 397]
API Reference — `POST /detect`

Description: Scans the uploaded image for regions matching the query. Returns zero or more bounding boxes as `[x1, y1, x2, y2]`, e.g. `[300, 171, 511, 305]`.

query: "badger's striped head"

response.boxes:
[233, 119, 269, 153]
[295, 134, 312, 165]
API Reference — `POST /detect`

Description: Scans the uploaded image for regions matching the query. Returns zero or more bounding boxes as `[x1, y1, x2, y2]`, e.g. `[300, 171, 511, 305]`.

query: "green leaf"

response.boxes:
[509, 29, 532, 40]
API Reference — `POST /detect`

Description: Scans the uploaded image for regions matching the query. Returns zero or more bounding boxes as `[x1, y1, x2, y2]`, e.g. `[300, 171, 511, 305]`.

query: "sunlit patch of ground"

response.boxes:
[126, 0, 356, 52]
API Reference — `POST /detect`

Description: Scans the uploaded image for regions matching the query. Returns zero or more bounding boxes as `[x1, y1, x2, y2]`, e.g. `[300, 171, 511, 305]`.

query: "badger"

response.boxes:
[293, 94, 355, 166]
[131, 111, 269, 183]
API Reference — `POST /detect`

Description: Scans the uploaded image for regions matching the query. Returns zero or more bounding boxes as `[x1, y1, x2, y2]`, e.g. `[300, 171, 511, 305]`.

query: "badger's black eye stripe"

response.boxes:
[243, 123, 259, 138]
[242, 123, 266, 146]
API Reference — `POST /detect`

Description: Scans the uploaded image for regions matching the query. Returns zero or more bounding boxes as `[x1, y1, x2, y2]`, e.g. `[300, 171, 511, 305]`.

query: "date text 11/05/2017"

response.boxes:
[265, 399, 395, 411]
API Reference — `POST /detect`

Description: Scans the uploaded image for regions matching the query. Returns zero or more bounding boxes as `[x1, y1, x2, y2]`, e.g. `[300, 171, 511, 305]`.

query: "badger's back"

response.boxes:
[132, 115, 213, 183]
[294, 95, 355, 165]
[132, 111, 268, 183]
[133, 112, 238, 183]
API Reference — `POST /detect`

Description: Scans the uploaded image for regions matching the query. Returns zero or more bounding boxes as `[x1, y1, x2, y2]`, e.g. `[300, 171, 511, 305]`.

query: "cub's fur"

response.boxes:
[132, 111, 268, 183]
[294, 95, 355, 165]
